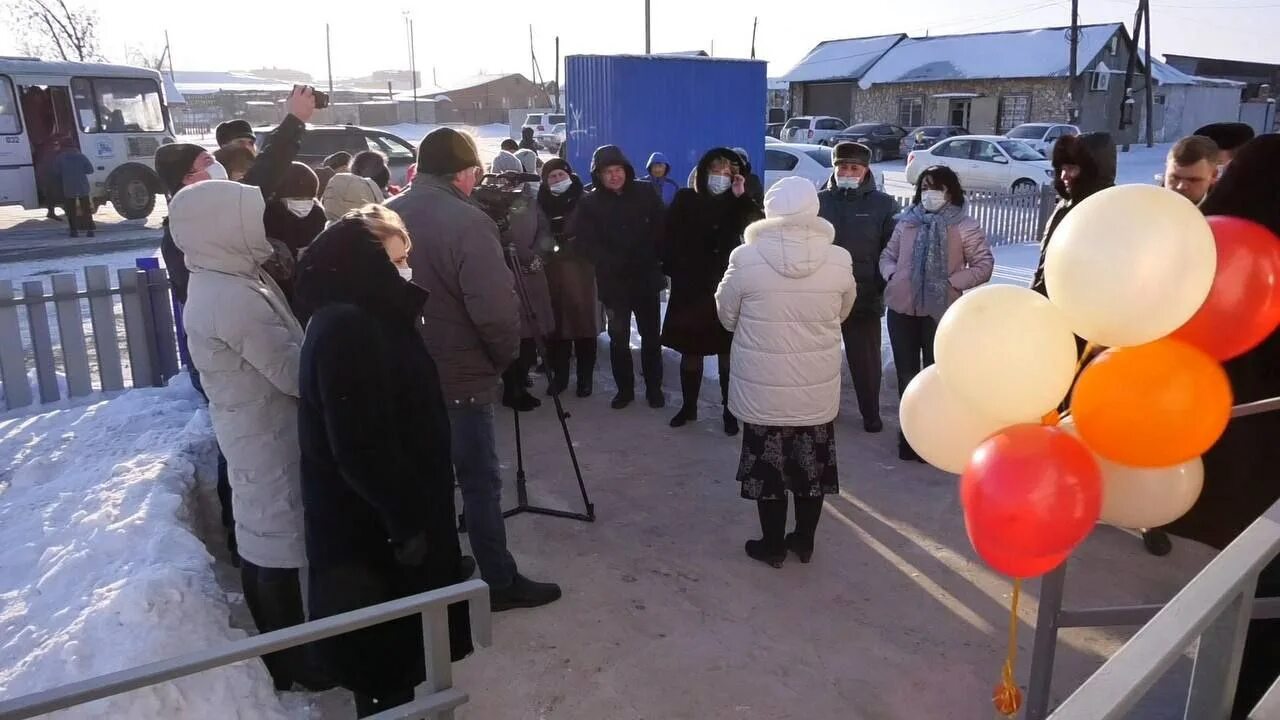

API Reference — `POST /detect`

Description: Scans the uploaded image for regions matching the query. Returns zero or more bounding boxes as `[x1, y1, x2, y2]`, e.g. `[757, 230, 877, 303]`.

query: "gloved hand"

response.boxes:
[393, 532, 429, 567]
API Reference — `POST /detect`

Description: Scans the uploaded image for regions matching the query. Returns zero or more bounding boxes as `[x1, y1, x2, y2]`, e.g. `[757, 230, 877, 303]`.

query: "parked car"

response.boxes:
[1005, 123, 1080, 156]
[536, 123, 566, 152]
[256, 124, 417, 186]
[827, 123, 908, 161]
[905, 135, 1054, 194]
[766, 122, 785, 139]
[523, 112, 566, 134]
[763, 143, 835, 191]
[781, 116, 847, 145]
[764, 136, 781, 145]
[901, 125, 969, 153]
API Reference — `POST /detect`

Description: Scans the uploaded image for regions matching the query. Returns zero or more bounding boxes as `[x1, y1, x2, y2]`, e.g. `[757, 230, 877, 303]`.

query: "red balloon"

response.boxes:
[1172, 216, 1280, 361]
[971, 533, 1070, 578]
[961, 425, 1102, 567]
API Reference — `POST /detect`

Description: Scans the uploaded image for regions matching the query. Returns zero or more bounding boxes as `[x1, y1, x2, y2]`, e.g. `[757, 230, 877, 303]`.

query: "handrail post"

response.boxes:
[1026, 562, 1068, 720]
[423, 604, 454, 720]
[1185, 577, 1259, 720]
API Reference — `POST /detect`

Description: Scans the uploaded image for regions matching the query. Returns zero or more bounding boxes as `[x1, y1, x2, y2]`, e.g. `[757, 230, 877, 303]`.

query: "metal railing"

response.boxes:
[0, 580, 492, 720]
[1029, 397, 1280, 720]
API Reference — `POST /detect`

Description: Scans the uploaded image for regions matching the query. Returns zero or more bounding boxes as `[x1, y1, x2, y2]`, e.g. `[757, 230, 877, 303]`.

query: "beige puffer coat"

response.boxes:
[170, 180, 307, 569]
[321, 172, 385, 223]
[716, 177, 857, 428]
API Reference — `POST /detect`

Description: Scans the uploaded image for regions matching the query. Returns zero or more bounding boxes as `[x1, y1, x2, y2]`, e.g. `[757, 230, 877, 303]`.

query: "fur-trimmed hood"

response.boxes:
[744, 213, 836, 279]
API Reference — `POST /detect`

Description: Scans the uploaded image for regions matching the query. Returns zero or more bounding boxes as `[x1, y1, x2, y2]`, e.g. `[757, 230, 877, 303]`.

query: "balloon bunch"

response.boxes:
[898, 185, 1280, 716]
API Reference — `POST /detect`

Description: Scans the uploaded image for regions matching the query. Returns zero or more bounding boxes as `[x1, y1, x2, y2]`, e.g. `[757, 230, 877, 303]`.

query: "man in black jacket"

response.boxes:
[571, 145, 667, 409]
[817, 142, 898, 433]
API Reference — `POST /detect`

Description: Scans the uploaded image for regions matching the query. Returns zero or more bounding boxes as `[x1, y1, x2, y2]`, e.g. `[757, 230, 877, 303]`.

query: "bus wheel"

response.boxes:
[110, 168, 157, 220]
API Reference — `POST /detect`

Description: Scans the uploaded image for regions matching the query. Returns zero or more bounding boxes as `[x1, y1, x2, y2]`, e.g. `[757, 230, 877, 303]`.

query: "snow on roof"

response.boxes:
[162, 75, 185, 105]
[767, 78, 790, 91]
[858, 24, 1124, 89]
[172, 71, 294, 95]
[1140, 50, 1245, 88]
[440, 73, 522, 93]
[779, 34, 906, 83]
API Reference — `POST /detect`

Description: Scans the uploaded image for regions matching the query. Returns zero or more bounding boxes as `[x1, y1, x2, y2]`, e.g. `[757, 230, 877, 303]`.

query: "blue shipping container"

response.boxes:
[565, 55, 767, 190]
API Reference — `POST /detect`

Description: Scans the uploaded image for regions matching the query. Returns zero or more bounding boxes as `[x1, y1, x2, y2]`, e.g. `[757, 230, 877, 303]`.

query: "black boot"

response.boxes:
[745, 498, 787, 568]
[719, 368, 738, 436]
[788, 497, 823, 563]
[575, 338, 596, 397]
[670, 367, 701, 428]
[490, 573, 563, 612]
[723, 408, 739, 436]
[1142, 529, 1173, 557]
[240, 563, 335, 691]
[898, 432, 923, 463]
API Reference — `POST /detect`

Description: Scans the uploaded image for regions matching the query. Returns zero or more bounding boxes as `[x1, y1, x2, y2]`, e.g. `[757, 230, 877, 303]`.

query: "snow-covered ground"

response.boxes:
[0, 378, 290, 718]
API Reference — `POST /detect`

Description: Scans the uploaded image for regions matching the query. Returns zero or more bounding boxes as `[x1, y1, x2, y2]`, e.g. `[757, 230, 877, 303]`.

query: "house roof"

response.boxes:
[1140, 51, 1245, 88]
[172, 71, 295, 95]
[779, 34, 907, 83]
[857, 23, 1125, 88]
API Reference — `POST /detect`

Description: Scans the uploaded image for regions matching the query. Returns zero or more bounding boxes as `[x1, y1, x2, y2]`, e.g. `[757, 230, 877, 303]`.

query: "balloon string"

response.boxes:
[993, 579, 1025, 717]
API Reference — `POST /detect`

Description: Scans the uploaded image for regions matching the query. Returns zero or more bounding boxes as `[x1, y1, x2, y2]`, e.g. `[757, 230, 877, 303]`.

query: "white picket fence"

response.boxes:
[892, 186, 1058, 247]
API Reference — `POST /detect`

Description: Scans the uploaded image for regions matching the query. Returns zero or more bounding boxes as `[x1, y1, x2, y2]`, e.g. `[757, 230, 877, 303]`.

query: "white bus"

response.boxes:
[0, 57, 174, 219]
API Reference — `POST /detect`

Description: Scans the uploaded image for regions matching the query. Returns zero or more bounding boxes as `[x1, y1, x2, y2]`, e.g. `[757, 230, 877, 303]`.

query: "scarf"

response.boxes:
[904, 203, 964, 321]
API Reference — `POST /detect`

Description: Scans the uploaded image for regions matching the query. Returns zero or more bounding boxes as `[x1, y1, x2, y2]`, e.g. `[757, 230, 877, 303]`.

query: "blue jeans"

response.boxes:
[447, 403, 518, 589]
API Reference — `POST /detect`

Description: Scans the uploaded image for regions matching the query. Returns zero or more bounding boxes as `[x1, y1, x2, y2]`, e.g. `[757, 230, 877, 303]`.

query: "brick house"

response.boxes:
[783, 24, 1148, 144]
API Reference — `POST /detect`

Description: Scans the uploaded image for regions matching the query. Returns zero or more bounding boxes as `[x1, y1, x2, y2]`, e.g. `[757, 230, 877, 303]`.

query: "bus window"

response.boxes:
[72, 77, 165, 133]
[0, 76, 19, 134]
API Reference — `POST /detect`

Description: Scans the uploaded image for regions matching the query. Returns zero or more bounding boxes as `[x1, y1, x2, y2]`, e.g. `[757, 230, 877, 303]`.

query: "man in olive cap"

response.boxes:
[216, 119, 257, 151]
[386, 128, 563, 612]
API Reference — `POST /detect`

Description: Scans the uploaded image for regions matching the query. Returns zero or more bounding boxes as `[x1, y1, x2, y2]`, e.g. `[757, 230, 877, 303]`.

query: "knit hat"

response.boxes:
[1192, 122, 1255, 152]
[322, 151, 352, 170]
[417, 127, 481, 176]
[764, 176, 819, 219]
[278, 162, 319, 199]
[501, 139, 520, 153]
[215, 119, 254, 147]
[540, 157, 572, 182]
[490, 150, 524, 174]
[514, 148, 539, 175]
[154, 142, 207, 197]
[833, 142, 872, 166]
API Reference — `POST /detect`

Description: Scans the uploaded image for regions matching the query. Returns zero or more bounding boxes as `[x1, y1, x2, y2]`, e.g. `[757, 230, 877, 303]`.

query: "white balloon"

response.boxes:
[1060, 419, 1203, 528]
[1044, 185, 1216, 348]
[900, 366, 1012, 474]
[934, 284, 1080, 424]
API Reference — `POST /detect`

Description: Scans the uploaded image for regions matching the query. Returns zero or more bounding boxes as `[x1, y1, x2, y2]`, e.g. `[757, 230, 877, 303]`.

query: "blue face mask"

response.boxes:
[707, 174, 732, 195]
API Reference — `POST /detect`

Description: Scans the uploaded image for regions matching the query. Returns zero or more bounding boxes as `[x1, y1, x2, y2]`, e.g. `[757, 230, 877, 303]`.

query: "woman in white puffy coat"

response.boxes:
[715, 176, 857, 568]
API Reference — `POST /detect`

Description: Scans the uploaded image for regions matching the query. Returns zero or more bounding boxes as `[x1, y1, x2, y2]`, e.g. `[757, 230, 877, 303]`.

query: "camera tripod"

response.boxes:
[500, 243, 595, 523]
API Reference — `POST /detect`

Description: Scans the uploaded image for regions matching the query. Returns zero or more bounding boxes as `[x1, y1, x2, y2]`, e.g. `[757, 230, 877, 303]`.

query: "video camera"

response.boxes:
[472, 171, 540, 235]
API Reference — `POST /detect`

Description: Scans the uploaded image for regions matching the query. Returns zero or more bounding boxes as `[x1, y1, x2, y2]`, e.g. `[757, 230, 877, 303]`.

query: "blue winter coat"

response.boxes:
[56, 150, 95, 198]
[640, 151, 680, 206]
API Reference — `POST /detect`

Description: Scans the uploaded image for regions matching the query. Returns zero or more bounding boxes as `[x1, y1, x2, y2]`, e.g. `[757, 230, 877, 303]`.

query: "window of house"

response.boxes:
[897, 97, 923, 127]
[997, 94, 1031, 134]
[72, 77, 165, 133]
[1090, 71, 1110, 92]
[1109, 36, 1119, 56]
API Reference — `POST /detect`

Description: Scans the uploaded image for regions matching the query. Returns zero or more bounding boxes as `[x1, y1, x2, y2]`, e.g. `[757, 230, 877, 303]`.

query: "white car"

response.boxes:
[905, 136, 1054, 194]
[764, 135, 781, 145]
[536, 123, 565, 152]
[781, 116, 847, 145]
[764, 143, 834, 191]
[1005, 123, 1080, 156]
[522, 112, 566, 135]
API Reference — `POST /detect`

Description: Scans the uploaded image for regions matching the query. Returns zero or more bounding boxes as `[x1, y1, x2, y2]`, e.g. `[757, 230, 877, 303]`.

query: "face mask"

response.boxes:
[707, 174, 731, 195]
[550, 178, 573, 195]
[285, 199, 314, 218]
[204, 161, 228, 181]
[836, 176, 861, 190]
[921, 190, 947, 213]
[397, 266, 414, 282]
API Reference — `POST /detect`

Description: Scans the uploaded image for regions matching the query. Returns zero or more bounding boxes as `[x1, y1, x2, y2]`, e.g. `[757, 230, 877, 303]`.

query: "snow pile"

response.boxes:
[0, 378, 289, 719]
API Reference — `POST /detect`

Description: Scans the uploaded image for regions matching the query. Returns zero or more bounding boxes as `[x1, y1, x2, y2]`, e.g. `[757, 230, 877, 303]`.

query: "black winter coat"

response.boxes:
[294, 220, 473, 697]
[816, 173, 899, 318]
[660, 148, 762, 356]
[571, 145, 666, 307]
[161, 115, 306, 304]
[1031, 132, 1117, 296]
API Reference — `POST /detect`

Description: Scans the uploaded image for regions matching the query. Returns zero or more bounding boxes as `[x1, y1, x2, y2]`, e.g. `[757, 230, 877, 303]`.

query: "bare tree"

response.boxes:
[124, 43, 165, 71]
[8, 0, 102, 62]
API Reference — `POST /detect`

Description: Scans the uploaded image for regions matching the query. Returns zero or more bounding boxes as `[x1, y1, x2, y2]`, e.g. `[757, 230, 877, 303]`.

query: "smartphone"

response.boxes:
[293, 85, 330, 110]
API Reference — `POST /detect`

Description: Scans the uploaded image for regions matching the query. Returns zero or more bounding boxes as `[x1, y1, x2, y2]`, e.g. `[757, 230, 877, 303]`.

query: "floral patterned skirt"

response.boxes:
[737, 422, 839, 501]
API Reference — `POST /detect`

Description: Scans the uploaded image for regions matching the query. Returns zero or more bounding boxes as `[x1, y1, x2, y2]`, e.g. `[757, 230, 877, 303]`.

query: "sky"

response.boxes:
[0, 0, 1276, 86]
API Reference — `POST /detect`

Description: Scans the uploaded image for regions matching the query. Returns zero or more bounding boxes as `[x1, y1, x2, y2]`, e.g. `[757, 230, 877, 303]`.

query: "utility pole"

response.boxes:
[1068, 0, 1079, 123]
[164, 30, 175, 83]
[751, 17, 758, 59]
[530, 25, 537, 88]
[1142, 0, 1154, 147]
[405, 15, 419, 123]
[325, 24, 334, 94]
[1120, 0, 1144, 141]
[554, 36, 561, 113]
[645, 0, 651, 53]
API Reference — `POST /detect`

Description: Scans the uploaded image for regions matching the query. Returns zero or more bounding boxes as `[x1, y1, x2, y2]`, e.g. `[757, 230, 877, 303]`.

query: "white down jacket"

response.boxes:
[170, 180, 307, 568]
[715, 176, 857, 427]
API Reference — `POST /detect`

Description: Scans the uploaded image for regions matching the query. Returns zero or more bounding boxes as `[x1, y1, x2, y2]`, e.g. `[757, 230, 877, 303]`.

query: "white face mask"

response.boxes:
[397, 266, 413, 282]
[707, 174, 732, 195]
[550, 178, 572, 195]
[921, 190, 947, 213]
[285, 199, 314, 218]
[204, 160, 228, 181]
[836, 176, 861, 190]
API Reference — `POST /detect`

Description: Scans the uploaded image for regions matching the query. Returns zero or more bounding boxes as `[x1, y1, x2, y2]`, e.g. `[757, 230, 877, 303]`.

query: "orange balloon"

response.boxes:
[1071, 338, 1232, 467]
